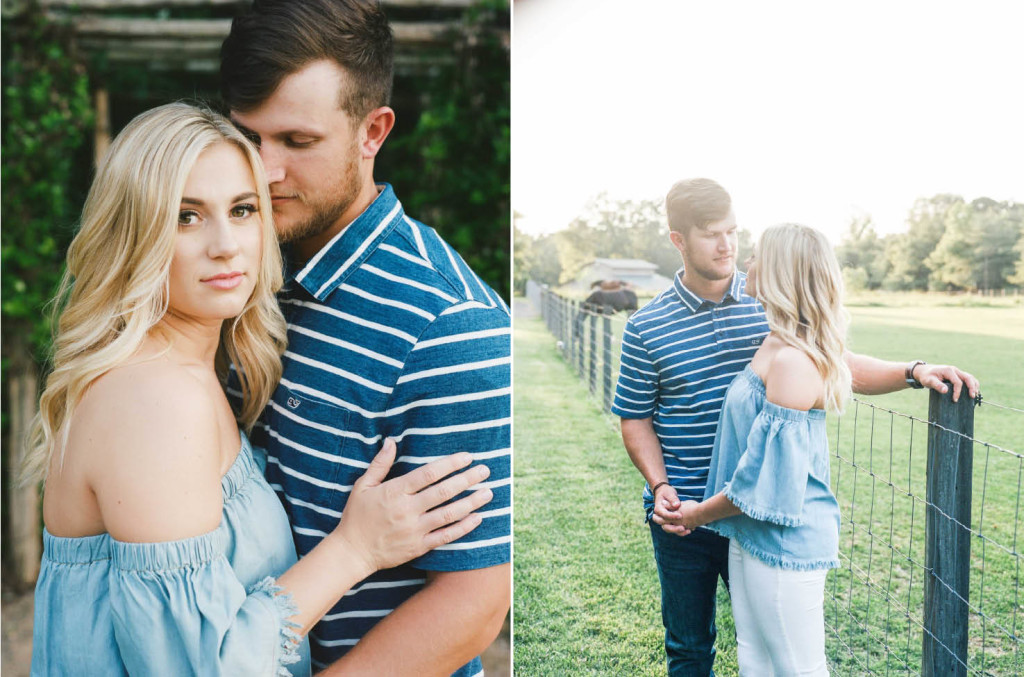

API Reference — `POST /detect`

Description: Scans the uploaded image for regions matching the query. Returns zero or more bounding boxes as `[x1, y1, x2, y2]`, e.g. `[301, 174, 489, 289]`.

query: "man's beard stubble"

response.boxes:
[275, 154, 362, 245]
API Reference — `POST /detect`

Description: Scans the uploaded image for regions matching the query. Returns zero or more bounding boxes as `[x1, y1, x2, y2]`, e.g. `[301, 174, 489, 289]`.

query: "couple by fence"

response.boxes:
[529, 275, 1020, 676]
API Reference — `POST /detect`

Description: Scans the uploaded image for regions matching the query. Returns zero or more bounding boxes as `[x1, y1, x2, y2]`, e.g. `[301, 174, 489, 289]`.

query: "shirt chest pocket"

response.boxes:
[262, 386, 354, 531]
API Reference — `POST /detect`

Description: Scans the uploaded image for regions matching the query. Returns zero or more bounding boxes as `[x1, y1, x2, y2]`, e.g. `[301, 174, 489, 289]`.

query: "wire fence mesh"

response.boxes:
[529, 282, 1023, 676]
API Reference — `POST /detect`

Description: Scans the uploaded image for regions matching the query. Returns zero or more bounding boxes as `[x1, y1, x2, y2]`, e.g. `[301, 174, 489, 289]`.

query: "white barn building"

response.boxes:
[575, 258, 673, 294]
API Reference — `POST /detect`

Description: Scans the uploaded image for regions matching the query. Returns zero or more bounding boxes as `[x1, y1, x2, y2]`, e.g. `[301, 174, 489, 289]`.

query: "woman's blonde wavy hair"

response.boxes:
[754, 223, 851, 412]
[21, 102, 288, 484]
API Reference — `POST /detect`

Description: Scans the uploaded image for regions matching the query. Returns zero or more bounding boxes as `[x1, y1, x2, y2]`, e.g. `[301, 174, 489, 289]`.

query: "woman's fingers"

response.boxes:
[422, 513, 485, 551]
[661, 523, 692, 537]
[412, 464, 490, 511]
[357, 438, 397, 488]
[651, 512, 692, 536]
[421, 488, 493, 533]
[397, 452, 475, 494]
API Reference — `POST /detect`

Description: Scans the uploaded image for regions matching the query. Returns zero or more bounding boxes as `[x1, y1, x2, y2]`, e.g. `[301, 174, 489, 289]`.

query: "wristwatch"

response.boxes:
[905, 360, 926, 388]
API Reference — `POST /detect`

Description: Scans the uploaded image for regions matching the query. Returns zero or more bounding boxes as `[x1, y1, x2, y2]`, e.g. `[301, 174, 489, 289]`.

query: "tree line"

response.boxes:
[515, 193, 1024, 294]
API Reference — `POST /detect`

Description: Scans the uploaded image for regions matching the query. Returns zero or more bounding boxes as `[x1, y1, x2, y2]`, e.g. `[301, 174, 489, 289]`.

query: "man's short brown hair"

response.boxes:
[665, 178, 732, 235]
[220, 0, 393, 118]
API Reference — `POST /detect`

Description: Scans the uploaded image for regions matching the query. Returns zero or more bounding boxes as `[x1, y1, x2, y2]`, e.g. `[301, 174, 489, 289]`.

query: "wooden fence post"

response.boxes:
[588, 312, 597, 395]
[565, 294, 573, 358]
[573, 301, 581, 374]
[575, 304, 584, 376]
[552, 293, 561, 345]
[602, 314, 613, 412]
[922, 384, 975, 677]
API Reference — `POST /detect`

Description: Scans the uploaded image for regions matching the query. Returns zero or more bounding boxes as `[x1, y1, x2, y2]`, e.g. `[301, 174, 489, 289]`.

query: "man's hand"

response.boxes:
[650, 485, 693, 537]
[914, 363, 980, 402]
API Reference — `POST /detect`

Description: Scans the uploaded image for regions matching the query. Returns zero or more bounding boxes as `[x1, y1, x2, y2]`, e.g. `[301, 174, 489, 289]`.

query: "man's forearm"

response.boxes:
[321, 564, 510, 676]
[620, 417, 668, 487]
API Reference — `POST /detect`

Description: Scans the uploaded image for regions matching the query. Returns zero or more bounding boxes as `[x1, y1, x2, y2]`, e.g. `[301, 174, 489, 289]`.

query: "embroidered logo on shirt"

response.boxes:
[287, 397, 301, 409]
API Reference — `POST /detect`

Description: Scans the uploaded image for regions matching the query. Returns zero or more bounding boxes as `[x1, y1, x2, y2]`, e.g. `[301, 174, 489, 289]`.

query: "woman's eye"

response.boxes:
[231, 203, 258, 219]
[178, 210, 200, 227]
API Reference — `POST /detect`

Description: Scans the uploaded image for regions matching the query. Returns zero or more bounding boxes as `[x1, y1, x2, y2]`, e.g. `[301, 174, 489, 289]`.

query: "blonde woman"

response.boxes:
[666, 223, 849, 675]
[24, 103, 491, 676]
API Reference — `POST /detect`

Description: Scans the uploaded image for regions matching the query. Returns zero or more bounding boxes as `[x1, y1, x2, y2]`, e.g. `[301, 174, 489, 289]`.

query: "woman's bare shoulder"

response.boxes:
[72, 361, 224, 542]
[764, 346, 824, 411]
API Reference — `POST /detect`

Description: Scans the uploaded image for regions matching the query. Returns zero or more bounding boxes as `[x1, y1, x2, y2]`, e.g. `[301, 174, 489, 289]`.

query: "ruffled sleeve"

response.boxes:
[721, 401, 816, 527]
[108, 528, 304, 676]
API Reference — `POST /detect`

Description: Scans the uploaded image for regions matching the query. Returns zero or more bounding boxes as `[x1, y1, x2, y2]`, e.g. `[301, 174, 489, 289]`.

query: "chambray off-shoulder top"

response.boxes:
[31, 433, 312, 676]
[703, 365, 841, 571]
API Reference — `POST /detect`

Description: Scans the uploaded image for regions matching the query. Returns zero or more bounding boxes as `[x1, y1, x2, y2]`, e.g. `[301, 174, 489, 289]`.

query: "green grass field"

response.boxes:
[829, 305, 1024, 675]
[514, 296, 1024, 676]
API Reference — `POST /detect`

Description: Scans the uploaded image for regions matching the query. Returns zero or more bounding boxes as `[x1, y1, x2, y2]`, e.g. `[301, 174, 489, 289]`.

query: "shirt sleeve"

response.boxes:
[382, 301, 511, 571]
[721, 402, 813, 527]
[109, 532, 306, 677]
[611, 316, 659, 418]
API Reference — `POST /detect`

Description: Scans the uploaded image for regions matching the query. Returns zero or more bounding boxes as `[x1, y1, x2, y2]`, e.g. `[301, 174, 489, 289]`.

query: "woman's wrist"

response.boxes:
[326, 530, 377, 583]
[689, 502, 708, 529]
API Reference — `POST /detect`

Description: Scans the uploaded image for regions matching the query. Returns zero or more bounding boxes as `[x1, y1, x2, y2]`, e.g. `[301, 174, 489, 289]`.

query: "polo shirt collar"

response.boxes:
[673, 267, 745, 312]
[290, 183, 404, 301]
[727, 271, 746, 302]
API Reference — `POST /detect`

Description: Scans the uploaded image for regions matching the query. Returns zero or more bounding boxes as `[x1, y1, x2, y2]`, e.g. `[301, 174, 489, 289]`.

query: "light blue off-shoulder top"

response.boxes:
[703, 365, 841, 571]
[31, 432, 312, 676]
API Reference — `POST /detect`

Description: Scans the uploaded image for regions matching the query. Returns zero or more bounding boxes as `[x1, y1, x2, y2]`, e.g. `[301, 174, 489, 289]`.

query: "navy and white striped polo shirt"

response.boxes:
[242, 184, 510, 674]
[611, 270, 769, 513]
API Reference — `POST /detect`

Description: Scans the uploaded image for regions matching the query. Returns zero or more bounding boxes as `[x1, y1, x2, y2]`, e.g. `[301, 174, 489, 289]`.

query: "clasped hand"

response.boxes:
[650, 485, 701, 537]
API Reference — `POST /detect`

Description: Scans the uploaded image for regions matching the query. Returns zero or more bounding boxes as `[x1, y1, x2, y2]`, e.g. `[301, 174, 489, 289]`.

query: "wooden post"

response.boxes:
[5, 340, 41, 589]
[575, 303, 584, 376]
[568, 300, 577, 373]
[560, 296, 569, 360]
[588, 312, 597, 394]
[602, 314, 613, 412]
[551, 293, 559, 341]
[93, 87, 110, 166]
[922, 384, 974, 677]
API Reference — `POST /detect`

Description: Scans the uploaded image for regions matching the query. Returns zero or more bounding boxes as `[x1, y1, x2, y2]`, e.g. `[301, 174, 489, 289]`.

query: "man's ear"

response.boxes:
[669, 230, 686, 257]
[361, 106, 396, 159]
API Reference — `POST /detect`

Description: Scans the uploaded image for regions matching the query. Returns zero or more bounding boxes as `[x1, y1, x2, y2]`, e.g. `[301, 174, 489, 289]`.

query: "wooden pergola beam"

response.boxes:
[39, 0, 478, 8]
[67, 17, 463, 45]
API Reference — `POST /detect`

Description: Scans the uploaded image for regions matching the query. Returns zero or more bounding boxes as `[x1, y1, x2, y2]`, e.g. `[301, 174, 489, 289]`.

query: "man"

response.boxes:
[610, 178, 978, 676]
[219, 2, 510, 674]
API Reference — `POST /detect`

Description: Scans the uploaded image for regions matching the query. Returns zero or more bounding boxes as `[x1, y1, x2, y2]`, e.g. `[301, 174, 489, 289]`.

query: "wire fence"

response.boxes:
[529, 282, 1023, 676]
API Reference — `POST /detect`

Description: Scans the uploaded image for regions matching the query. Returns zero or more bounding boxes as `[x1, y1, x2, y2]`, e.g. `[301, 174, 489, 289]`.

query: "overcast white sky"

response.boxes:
[512, 0, 1024, 243]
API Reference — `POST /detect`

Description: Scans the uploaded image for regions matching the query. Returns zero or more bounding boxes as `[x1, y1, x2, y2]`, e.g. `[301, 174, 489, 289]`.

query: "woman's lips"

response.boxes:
[202, 272, 244, 290]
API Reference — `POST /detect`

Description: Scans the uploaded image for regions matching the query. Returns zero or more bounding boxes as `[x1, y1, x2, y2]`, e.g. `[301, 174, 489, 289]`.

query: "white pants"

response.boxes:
[728, 540, 830, 676]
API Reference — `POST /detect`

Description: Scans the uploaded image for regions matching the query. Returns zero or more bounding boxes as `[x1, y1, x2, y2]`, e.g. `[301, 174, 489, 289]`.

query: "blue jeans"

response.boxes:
[649, 523, 730, 677]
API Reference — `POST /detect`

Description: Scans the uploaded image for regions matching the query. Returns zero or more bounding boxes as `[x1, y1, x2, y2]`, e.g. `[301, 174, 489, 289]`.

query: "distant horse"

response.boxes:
[583, 279, 638, 314]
